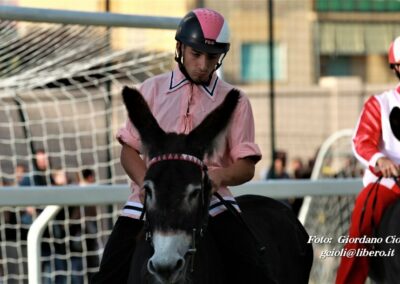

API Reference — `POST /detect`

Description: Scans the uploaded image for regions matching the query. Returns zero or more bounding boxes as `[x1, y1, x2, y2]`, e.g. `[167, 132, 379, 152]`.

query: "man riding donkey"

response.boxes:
[336, 36, 400, 284]
[92, 8, 274, 283]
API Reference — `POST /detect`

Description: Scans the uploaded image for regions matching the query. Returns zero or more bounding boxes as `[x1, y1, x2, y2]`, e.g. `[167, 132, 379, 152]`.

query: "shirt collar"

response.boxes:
[167, 66, 219, 99]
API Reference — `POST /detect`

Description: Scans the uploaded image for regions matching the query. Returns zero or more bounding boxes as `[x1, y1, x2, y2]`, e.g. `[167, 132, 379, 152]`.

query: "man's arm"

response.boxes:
[353, 96, 400, 177]
[352, 96, 384, 168]
[207, 157, 256, 193]
[120, 144, 147, 190]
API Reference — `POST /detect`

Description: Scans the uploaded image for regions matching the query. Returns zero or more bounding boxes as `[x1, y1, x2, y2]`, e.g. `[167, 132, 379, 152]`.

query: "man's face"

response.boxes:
[181, 45, 221, 84]
[15, 165, 25, 182]
[35, 152, 48, 171]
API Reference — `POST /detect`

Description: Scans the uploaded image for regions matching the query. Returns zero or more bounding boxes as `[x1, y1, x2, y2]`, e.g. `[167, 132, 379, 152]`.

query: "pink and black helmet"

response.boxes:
[175, 8, 230, 54]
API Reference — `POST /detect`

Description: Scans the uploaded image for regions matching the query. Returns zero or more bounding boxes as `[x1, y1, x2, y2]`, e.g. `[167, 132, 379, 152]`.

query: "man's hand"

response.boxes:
[139, 187, 145, 203]
[207, 158, 256, 193]
[208, 168, 223, 193]
[376, 157, 400, 178]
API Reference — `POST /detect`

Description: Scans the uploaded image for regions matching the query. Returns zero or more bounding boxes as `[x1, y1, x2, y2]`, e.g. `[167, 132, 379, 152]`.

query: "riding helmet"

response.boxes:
[175, 8, 230, 54]
[388, 36, 400, 67]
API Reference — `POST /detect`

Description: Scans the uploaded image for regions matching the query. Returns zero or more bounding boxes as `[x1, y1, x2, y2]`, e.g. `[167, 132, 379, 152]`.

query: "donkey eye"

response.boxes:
[188, 188, 200, 201]
[143, 182, 153, 200]
[145, 186, 153, 199]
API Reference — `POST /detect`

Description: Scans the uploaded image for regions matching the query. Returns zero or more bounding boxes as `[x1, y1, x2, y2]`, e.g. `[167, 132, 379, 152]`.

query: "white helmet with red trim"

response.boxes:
[175, 8, 230, 54]
[388, 36, 400, 67]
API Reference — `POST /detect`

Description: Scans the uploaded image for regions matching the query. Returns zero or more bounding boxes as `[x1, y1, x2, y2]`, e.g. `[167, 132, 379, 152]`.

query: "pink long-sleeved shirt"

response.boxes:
[117, 66, 262, 218]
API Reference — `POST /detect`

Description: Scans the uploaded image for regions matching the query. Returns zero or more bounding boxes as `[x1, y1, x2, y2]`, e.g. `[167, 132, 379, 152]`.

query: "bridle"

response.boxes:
[140, 153, 211, 273]
[147, 153, 205, 169]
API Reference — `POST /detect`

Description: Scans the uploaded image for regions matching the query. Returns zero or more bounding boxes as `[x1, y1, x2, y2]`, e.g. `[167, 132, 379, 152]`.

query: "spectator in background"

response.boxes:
[15, 164, 26, 185]
[288, 157, 308, 216]
[45, 168, 69, 284]
[18, 151, 66, 284]
[19, 149, 52, 186]
[79, 168, 96, 185]
[290, 157, 306, 179]
[266, 150, 295, 212]
[19, 149, 52, 225]
[75, 168, 99, 282]
[51, 169, 68, 186]
[334, 155, 363, 178]
[266, 150, 290, 180]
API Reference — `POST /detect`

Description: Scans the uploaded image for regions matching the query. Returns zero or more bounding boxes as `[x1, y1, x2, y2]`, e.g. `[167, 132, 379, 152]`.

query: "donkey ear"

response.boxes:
[187, 89, 240, 156]
[121, 86, 165, 152]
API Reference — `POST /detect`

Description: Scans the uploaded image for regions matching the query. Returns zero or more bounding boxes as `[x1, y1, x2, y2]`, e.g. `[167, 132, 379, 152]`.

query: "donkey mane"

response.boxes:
[121, 86, 241, 159]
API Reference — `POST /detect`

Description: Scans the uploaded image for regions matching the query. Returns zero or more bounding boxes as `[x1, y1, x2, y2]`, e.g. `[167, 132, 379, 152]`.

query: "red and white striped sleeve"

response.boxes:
[352, 96, 385, 171]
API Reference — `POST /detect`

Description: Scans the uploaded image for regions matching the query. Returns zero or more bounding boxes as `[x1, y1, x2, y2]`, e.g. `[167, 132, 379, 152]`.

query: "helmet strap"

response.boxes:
[215, 53, 226, 70]
[175, 47, 201, 84]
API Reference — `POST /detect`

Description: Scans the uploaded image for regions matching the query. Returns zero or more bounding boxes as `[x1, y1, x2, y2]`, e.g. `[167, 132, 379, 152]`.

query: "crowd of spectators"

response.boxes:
[0, 149, 100, 284]
[263, 149, 363, 216]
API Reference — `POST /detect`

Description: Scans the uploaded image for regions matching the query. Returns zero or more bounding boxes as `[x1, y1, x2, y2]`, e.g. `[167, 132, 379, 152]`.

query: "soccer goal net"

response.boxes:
[0, 10, 176, 283]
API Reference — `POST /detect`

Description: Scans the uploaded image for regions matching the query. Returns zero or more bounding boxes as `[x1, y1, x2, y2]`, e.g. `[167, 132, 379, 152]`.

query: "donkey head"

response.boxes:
[121, 86, 240, 283]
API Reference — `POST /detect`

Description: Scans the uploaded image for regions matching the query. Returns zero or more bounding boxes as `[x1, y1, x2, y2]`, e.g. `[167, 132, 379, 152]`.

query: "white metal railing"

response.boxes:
[0, 179, 362, 206]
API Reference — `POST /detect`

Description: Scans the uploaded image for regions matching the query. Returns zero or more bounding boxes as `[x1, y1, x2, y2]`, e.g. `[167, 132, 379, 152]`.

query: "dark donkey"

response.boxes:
[369, 198, 400, 284]
[121, 86, 313, 284]
[368, 108, 400, 284]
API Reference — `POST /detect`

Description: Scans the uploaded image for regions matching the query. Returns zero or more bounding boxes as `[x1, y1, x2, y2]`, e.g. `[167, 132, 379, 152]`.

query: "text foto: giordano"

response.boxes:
[338, 235, 400, 244]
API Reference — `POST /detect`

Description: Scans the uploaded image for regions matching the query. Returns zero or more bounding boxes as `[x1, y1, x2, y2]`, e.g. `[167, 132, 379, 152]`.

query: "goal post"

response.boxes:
[27, 205, 61, 284]
[300, 129, 362, 283]
[298, 128, 355, 224]
[0, 5, 180, 29]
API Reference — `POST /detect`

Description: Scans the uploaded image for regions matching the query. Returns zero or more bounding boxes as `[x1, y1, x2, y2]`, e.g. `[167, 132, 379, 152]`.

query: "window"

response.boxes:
[241, 42, 287, 83]
[320, 55, 366, 79]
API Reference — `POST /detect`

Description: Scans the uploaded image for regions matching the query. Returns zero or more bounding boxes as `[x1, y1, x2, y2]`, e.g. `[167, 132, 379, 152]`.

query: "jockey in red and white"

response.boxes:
[336, 36, 400, 284]
[92, 8, 265, 283]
